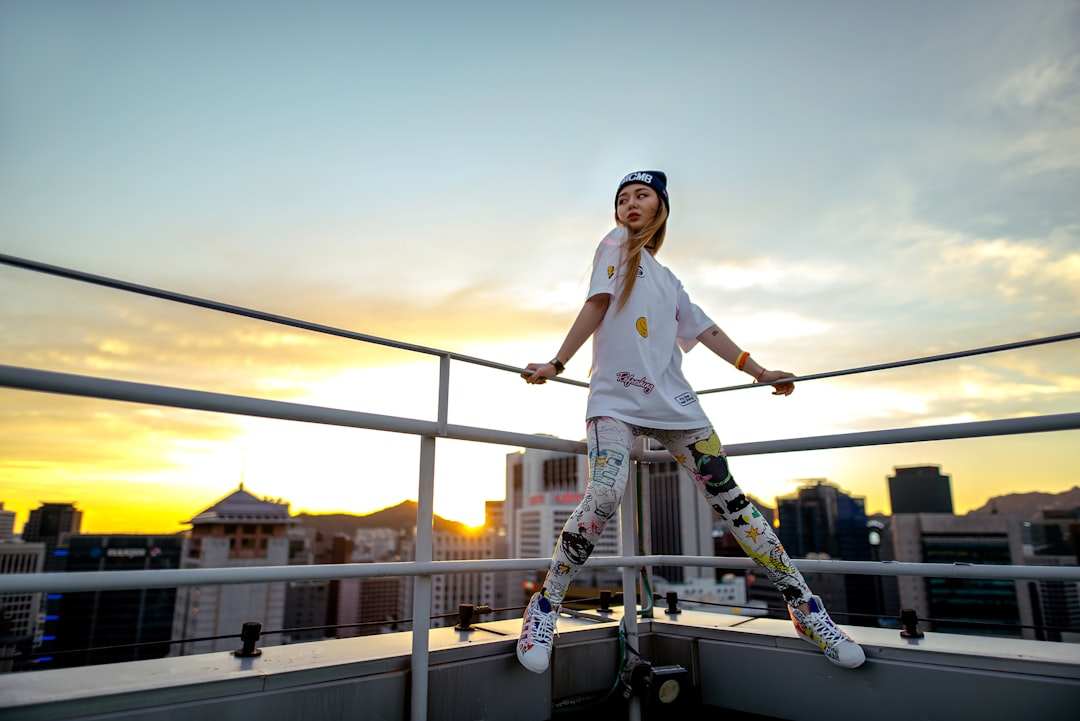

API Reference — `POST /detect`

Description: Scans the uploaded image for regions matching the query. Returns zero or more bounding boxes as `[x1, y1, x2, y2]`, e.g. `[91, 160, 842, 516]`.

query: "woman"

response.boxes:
[517, 170, 865, 673]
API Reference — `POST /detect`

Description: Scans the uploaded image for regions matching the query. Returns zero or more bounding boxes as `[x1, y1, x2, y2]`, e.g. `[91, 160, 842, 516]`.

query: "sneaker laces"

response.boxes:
[530, 606, 558, 646]
[806, 612, 851, 646]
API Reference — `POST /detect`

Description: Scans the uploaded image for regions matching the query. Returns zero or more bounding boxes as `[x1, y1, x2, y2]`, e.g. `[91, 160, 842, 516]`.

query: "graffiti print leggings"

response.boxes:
[541, 416, 813, 609]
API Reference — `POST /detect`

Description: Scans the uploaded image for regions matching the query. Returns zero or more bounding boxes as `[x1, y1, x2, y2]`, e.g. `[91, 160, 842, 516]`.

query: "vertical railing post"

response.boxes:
[637, 453, 653, 618]
[436, 353, 450, 437]
[621, 440, 643, 721]
[409, 355, 449, 721]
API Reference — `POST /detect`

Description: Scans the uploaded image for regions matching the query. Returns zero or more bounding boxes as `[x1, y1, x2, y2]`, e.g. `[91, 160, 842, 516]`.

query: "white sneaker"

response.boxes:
[789, 595, 866, 669]
[517, 592, 558, 673]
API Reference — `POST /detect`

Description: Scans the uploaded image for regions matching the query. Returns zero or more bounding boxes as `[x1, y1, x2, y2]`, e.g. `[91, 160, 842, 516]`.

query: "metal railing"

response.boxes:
[2, 252, 1080, 721]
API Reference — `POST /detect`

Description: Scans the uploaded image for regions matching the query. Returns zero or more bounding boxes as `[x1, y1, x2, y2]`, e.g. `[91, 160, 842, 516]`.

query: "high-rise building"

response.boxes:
[888, 465, 954, 514]
[776, 480, 878, 624]
[282, 580, 331, 643]
[484, 500, 514, 616]
[431, 530, 497, 627]
[645, 454, 715, 584]
[485, 500, 505, 533]
[334, 571, 409, 637]
[866, 514, 902, 624]
[359, 527, 411, 631]
[0, 503, 16, 541]
[506, 448, 621, 600]
[328, 532, 412, 638]
[171, 486, 292, 655]
[506, 442, 725, 603]
[325, 534, 355, 636]
[892, 514, 1035, 639]
[0, 539, 45, 672]
[40, 535, 182, 668]
[1023, 507, 1080, 643]
[22, 503, 82, 571]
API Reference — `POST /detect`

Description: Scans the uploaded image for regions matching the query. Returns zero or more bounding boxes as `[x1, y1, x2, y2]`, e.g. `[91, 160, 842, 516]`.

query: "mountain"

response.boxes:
[293, 500, 470, 537]
[966, 486, 1080, 521]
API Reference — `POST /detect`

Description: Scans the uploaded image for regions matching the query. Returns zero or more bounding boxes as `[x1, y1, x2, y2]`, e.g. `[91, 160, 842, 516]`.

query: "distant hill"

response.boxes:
[293, 500, 470, 537]
[967, 486, 1080, 521]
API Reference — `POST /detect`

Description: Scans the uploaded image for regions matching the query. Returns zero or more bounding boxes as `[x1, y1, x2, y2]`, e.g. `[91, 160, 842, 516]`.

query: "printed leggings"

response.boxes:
[541, 416, 812, 609]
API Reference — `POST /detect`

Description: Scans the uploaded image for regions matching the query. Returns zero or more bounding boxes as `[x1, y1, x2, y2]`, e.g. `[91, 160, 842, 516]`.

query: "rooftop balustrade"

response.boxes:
[1, 252, 1078, 720]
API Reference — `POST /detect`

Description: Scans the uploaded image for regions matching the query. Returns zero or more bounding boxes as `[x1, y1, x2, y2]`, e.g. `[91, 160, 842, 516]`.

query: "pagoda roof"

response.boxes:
[183, 485, 293, 526]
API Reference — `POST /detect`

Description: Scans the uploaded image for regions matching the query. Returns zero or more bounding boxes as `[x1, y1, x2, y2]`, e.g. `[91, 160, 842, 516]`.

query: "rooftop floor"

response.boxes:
[3, 606, 1078, 721]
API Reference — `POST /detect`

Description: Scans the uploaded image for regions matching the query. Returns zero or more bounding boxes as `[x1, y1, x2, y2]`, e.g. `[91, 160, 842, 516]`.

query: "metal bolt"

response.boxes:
[234, 621, 262, 657]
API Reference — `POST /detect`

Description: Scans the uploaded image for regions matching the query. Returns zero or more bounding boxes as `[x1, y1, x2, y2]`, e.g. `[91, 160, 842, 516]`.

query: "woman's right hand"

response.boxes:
[521, 362, 557, 384]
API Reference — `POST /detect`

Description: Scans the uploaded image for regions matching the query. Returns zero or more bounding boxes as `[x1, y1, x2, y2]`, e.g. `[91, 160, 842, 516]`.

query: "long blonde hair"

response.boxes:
[613, 202, 668, 311]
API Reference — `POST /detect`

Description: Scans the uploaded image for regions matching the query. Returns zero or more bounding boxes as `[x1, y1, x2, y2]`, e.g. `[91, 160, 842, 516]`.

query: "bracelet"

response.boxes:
[549, 358, 565, 375]
[755, 367, 767, 382]
[735, 351, 750, 371]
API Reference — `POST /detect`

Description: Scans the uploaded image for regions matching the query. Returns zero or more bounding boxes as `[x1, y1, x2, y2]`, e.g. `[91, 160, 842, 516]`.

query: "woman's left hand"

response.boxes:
[757, 369, 795, 396]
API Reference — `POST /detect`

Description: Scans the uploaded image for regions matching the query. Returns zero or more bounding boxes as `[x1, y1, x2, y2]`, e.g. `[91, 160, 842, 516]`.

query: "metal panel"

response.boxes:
[428, 653, 550, 721]
[697, 638, 1080, 721]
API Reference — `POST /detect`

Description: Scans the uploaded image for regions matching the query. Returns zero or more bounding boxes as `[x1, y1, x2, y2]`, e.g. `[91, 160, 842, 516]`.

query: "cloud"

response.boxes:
[942, 238, 1080, 292]
[986, 54, 1080, 175]
[691, 258, 851, 295]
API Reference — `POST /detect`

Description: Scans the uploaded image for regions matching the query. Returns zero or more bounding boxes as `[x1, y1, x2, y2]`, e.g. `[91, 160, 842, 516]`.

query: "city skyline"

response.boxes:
[1, 2, 1077, 530]
[7, 465, 1076, 537]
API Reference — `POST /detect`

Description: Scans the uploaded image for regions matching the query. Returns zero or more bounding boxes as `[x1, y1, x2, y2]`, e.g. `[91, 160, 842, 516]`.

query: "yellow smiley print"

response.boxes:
[694, 433, 722, 457]
[636, 316, 648, 338]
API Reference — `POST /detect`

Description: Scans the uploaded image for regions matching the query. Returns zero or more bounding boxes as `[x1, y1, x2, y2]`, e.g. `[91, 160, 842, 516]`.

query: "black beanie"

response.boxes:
[615, 170, 669, 213]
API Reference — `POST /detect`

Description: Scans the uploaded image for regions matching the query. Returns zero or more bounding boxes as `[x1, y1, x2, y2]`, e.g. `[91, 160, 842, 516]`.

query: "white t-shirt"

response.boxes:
[585, 227, 715, 428]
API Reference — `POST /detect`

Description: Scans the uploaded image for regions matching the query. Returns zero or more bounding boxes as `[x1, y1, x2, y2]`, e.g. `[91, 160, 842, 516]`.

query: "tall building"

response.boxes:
[171, 486, 292, 655]
[506, 448, 621, 601]
[431, 530, 497, 627]
[866, 514, 903, 624]
[776, 480, 878, 624]
[892, 514, 1035, 639]
[506, 441, 730, 601]
[888, 465, 953, 514]
[279, 526, 328, 644]
[22, 503, 82, 571]
[1023, 507, 1080, 643]
[0, 539, 45, 673]
[330, 532, 411, 638]
[40, 535, 182, 668]
[645, 453, 715, 584]
[282, 580, 331, 643]
[777, 480, 870, 560]
[485, 500, 513, 615]
[0, 503, 16, 541]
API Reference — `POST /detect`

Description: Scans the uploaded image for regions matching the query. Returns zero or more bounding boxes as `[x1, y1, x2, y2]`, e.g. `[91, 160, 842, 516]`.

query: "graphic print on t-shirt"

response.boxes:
[614, 371, 654, 394]
[636, 316, 648, 337]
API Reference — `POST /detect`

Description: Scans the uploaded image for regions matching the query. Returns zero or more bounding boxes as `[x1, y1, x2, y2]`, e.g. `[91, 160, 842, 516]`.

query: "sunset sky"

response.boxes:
[1, 1, 1077, 533]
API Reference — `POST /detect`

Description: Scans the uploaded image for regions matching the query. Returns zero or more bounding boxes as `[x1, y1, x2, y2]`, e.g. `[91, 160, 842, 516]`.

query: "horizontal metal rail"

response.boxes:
[0, 251, 590, 388]
[2, 364, 1077, 464]
[0, 363, 586, 454]
[696, 330, 1080, 395]
[721, 412, 1080, 456]
[5, 252, 1076, 396]
[3, 555, 1079, 595]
